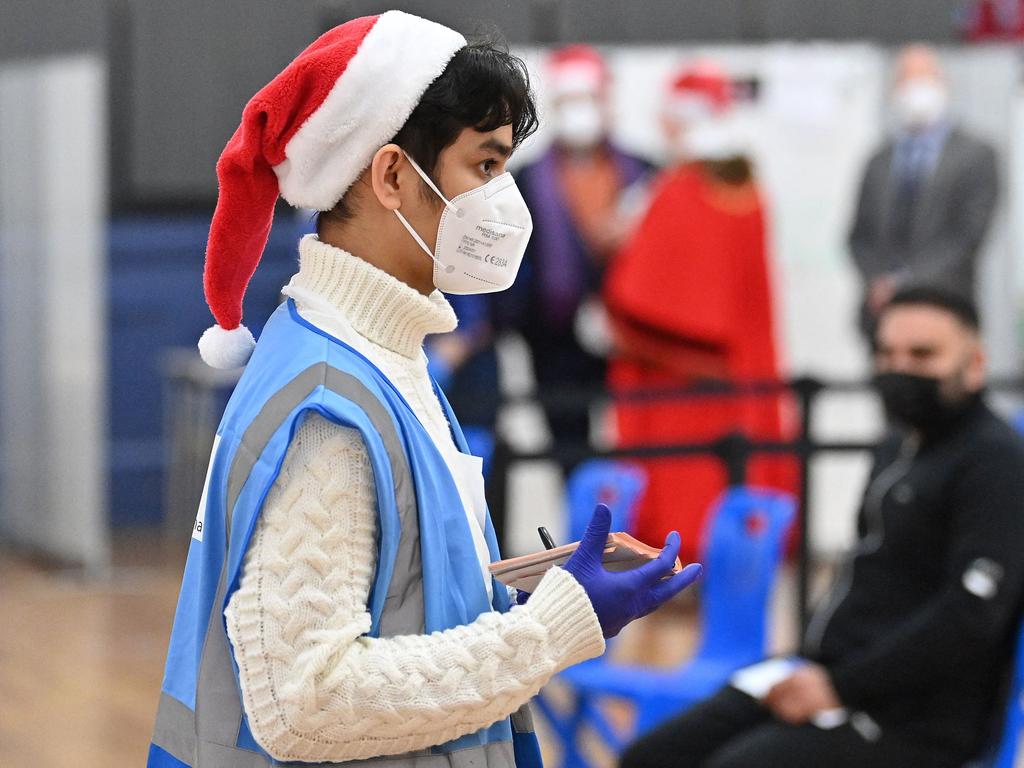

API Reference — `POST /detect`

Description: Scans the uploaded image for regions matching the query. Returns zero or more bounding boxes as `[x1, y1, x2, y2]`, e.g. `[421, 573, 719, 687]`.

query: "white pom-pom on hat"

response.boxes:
[198, 324, 256, 369]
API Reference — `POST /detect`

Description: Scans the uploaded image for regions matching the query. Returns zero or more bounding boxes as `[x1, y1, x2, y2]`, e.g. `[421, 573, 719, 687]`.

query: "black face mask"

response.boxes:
[873, 371, 971, 432]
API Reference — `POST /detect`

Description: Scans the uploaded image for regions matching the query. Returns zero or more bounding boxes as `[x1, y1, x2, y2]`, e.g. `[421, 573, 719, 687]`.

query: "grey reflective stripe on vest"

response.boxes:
[223, 363, 425, 634]
[152, 363, 525, 767]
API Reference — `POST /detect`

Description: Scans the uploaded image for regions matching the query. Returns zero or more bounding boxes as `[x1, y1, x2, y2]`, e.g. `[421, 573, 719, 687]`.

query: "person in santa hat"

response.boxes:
[494, 44, 652, 449]
[147, 13, 701, 768]
[603, 61, 797, 563]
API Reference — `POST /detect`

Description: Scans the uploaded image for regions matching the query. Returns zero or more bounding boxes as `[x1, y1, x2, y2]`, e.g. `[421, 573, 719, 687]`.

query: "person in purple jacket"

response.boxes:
[495, 45, 652, 448]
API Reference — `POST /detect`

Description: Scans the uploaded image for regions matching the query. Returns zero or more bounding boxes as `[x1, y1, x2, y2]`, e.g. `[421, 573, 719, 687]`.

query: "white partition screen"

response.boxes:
[0, 55, 109, 570]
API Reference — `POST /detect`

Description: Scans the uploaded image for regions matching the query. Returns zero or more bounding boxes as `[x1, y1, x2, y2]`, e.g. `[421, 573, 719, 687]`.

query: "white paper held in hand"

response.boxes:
[489, 532, 683, 593]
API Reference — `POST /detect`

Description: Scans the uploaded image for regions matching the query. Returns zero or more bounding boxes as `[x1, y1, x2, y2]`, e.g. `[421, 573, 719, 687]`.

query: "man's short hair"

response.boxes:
[882, 284, 981, 332]
[319, 39, 538, 227]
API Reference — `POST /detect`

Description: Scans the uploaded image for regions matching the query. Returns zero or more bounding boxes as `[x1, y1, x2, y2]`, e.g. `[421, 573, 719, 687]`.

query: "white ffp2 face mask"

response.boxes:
[895, 79, 948, 130]
[393, 153, 533, 295]
[675, 115, 748, 161]
[553, 99, 605, 150]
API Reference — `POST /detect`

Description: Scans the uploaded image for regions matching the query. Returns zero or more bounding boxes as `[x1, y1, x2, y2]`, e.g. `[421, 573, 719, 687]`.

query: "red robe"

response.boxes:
[604, 163, 797, 561]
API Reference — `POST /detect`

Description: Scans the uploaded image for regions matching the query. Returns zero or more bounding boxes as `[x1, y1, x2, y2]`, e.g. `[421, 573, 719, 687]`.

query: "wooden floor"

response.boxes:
[0, 535, 798, 768]
[0, 536, 185, 768]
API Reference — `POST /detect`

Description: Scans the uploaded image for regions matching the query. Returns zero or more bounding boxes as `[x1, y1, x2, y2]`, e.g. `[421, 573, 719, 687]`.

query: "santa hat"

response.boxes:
[198, 11, 466, 369]
[665, 61, 733, 123]
[546, 44, 609, 98]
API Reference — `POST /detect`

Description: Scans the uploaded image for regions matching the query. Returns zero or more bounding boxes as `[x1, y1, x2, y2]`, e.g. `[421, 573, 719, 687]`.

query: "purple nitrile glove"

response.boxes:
[562, 503, 703, 638]
[515, 589, 530, 605]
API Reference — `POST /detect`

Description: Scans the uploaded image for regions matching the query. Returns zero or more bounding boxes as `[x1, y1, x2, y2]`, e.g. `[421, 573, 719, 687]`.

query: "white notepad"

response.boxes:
[488, 532, 681, 593]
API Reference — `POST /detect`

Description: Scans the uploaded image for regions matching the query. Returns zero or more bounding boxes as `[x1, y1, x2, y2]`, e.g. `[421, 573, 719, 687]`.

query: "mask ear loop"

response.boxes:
[393, 152, 462, 274]
[394, 209, 455, 274]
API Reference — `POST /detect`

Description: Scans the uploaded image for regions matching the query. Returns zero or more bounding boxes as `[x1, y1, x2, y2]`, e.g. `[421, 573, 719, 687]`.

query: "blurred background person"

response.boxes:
[426, 293, 501, 462]
[620, 286, 1024, 768]
[604, 62, 796, 559]
[848, 44, 998, 340]
[496, 44, 652, 448]
[964, 0, 1024, 39]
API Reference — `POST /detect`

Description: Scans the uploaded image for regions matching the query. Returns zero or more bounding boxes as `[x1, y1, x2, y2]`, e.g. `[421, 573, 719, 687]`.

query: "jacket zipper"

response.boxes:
[804, 436, 918, 655]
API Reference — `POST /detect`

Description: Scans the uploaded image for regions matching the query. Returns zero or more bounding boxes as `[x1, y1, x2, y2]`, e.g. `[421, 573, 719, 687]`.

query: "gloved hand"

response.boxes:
[515, 589, 530, 605]
[562, 503, 702, 638]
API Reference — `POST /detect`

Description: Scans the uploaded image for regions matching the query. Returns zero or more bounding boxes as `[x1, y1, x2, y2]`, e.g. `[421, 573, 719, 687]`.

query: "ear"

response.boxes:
[965, 338, 987, 392]
[368, 144, 406, 211]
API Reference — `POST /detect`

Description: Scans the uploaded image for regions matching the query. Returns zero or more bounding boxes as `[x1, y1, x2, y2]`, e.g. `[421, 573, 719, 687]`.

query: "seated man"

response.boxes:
[621, 286, 1024, 767]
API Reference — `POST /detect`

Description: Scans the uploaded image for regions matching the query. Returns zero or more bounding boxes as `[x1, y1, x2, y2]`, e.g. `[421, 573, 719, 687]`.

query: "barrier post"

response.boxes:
[792, 376, 824, 638]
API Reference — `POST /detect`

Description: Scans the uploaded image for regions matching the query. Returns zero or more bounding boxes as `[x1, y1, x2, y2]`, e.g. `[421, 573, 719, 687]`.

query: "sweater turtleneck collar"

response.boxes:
[284, 234, 457, 359]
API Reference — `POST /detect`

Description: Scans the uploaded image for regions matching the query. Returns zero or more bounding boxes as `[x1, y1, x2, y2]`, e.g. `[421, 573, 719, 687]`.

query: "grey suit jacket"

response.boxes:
[848, 126, 998, 300]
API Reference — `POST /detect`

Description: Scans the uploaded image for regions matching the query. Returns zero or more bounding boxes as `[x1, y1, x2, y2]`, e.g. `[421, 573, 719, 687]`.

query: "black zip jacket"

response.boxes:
[803, 396, 1024, 758]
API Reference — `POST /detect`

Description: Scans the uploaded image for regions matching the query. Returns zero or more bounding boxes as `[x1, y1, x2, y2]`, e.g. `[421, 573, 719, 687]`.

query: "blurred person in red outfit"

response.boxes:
[603, 62, 796, 559]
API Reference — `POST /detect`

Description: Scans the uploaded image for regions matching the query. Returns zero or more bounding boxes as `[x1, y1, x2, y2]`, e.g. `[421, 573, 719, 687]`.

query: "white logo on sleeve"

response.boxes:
[962, 557, 1004, 600]
[192, 435, 222, 542]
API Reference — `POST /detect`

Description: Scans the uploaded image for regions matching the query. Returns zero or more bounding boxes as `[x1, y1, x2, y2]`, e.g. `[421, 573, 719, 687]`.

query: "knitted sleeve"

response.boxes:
[224, 414, 604, 764]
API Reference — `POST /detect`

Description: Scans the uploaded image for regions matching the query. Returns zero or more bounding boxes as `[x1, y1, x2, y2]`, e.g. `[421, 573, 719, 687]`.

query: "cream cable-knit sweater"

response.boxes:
[224, 236, 605, 764]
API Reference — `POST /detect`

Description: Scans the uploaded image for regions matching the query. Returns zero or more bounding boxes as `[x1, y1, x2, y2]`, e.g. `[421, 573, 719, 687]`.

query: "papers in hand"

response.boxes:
[488, 532, 682, 593]
[729, 658, 849, 730]
[730, 657, 801, 699]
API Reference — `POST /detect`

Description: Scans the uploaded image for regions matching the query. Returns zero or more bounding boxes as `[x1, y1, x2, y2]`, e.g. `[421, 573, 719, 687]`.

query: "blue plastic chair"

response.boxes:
[533, 460, 646, 763]
[1012, 409, 1024, 437]
[990, 619, 1024, 768]
[538, 487, 796, 766]
[564, 459, 647, 542]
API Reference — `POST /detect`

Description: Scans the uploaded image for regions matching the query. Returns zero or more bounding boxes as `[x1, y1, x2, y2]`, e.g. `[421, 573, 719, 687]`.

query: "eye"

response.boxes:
[480, 158, 498, 177]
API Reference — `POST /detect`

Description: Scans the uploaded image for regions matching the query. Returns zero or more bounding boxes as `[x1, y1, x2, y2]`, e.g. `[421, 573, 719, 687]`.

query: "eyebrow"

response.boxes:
[479, 137, 513, 159]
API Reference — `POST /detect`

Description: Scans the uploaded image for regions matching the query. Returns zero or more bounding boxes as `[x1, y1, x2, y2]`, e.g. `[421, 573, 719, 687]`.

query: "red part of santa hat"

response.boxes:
[199, 10, 466, 369]
[547, 44, 609, 97]
[668, 60, 733, 114]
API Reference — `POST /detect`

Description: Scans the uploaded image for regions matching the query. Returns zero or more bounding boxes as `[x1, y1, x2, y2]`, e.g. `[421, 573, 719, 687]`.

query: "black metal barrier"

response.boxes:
[487, 376, 1024, 641]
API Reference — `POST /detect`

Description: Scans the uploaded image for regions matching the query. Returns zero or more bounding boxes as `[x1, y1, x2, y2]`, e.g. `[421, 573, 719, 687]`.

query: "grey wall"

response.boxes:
[0, 0, 110, 59]
[126, 1, 318, 203]
[0, 0, 972, 206]
[520, 0, 966, 44]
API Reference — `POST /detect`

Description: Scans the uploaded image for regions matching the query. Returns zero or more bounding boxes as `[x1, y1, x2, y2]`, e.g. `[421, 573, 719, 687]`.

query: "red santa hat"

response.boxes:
[198, 11, 466, 369]
[665, 61, 733, 123]
[546, 44, 609, 98]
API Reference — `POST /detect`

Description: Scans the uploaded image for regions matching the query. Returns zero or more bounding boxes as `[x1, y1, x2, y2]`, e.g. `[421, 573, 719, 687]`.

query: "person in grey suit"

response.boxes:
[849, 45, 998, 337]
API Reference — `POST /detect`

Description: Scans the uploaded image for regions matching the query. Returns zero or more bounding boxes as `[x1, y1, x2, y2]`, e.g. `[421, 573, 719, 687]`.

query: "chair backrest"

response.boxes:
[695, 486, 796, 667]
[992, 618, 1024, 768]
[1012, 409, 1024, 437]
[565, 459, 647, 542]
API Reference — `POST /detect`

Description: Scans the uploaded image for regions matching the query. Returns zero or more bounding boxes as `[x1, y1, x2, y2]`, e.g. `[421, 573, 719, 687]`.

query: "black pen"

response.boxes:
[537, 526, 556, 551]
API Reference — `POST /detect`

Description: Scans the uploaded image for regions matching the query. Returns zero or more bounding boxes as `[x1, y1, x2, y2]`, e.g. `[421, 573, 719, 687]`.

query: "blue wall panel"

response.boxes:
[108, 213, 310, 525]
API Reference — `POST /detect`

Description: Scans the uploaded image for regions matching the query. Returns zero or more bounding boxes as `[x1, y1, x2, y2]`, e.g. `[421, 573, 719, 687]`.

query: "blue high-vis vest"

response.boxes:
[148, 299, 542, 768]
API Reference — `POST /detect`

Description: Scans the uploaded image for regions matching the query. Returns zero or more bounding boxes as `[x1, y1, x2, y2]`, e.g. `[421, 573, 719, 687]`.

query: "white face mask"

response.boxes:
[394, 153, 533, 295]
[674, 115, 746, 161]
[553, 99, 604, 150]
[895, 79, 948, 130]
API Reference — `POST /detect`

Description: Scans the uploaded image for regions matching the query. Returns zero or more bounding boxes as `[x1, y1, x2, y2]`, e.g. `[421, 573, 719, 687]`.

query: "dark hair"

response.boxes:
[703, 157, 753, 185]
[319, 40, 538, 227]
[883, 284, 980, 332]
